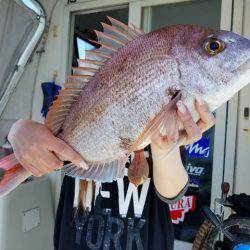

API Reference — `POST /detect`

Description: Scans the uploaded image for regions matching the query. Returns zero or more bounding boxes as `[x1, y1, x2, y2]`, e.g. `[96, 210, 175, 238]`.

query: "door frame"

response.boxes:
[59, 0, 236, 209]
[229, 0, 250, 194]
[215, 0, 247, 200]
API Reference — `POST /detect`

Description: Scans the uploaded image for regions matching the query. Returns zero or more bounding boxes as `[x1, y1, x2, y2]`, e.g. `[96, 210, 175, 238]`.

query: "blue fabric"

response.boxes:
[41, 82, 61, 118]
[234, 244, 250, 250]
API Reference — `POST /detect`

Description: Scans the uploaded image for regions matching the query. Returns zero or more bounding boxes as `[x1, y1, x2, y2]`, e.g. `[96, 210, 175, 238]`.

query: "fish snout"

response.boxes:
[237, 58, 250, 74]
[234, 36, 250, 74]
[240, 36, 250, 61]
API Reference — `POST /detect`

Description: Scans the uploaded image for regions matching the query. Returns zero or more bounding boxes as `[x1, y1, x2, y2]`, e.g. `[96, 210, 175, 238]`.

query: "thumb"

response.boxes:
[48, 138, 88, 170]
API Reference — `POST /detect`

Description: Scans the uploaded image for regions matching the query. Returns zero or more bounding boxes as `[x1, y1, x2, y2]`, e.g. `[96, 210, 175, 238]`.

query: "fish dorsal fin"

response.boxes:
[107, 16, 144, 38]
[77, 59, 104, 68]
[45, 17, 144, 135]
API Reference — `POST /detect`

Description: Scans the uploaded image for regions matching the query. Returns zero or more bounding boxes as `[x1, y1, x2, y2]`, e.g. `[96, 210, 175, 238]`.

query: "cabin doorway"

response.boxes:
[64, 0, 233, 249]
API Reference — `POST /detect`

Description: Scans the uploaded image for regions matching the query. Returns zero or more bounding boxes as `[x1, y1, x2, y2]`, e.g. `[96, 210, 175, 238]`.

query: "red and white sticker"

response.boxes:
[169, 195, 196, 224]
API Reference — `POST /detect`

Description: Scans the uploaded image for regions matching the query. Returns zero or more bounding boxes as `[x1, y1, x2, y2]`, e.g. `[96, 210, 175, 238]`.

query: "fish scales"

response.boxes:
[59, 33, 179, 163]
[58, 26, 230, 167]
[58, 25, 250, 180]
[1, 19, 250, 198]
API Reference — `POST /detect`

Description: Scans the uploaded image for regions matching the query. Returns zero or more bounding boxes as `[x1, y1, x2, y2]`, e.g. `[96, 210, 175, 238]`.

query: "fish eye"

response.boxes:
[204, 38, 225, 56]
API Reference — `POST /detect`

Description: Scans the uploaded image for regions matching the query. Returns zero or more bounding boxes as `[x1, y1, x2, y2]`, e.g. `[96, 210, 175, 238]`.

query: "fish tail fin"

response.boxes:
[79, 180, 95, 211]
[128, 150, 149, 187]
[0, 154, 30, 197]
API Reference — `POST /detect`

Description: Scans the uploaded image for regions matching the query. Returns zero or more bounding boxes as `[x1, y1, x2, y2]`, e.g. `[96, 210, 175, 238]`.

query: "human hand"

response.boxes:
[151, 99, 215, 152]
[8, 119, 87, 177]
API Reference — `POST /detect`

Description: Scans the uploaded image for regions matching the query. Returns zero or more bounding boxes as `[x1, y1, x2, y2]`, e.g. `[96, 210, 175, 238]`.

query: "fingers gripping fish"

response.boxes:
[1, 17, 250, 208]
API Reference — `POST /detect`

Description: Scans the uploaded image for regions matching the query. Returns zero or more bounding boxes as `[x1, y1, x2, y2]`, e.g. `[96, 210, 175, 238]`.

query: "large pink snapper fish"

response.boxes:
[1, 17, 250, 201]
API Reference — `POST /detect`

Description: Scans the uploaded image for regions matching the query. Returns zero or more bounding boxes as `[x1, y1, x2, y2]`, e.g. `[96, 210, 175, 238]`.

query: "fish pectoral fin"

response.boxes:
[162, 134, 186, 159]
[128, 150, 149, 187]
[127, 91, 182, 155]
[63, 158, 127, 182]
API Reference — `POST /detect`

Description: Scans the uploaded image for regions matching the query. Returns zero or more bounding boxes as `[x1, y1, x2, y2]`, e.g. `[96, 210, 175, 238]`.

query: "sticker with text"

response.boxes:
[169, 195, 196, 224]
[186, 138, 210, 158]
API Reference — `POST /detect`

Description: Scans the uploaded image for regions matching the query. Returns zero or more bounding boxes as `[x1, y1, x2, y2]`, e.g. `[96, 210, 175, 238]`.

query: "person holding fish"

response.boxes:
[1, 16, 250, 250]
[6, 99, 215, 250]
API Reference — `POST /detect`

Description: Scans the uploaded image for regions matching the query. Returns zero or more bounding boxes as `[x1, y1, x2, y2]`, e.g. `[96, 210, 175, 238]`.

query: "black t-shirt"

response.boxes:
[54, 150, 188, 250]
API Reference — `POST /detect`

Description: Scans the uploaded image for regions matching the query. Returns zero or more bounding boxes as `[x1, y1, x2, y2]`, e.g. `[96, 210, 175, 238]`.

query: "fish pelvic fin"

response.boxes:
[0, 154, 30, 197]
[128, 150, 149, 187]
[45, 17, 144, 135]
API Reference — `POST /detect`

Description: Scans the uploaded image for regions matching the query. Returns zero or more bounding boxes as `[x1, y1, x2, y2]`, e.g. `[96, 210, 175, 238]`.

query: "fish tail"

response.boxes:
[0, 154, 30, 197]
